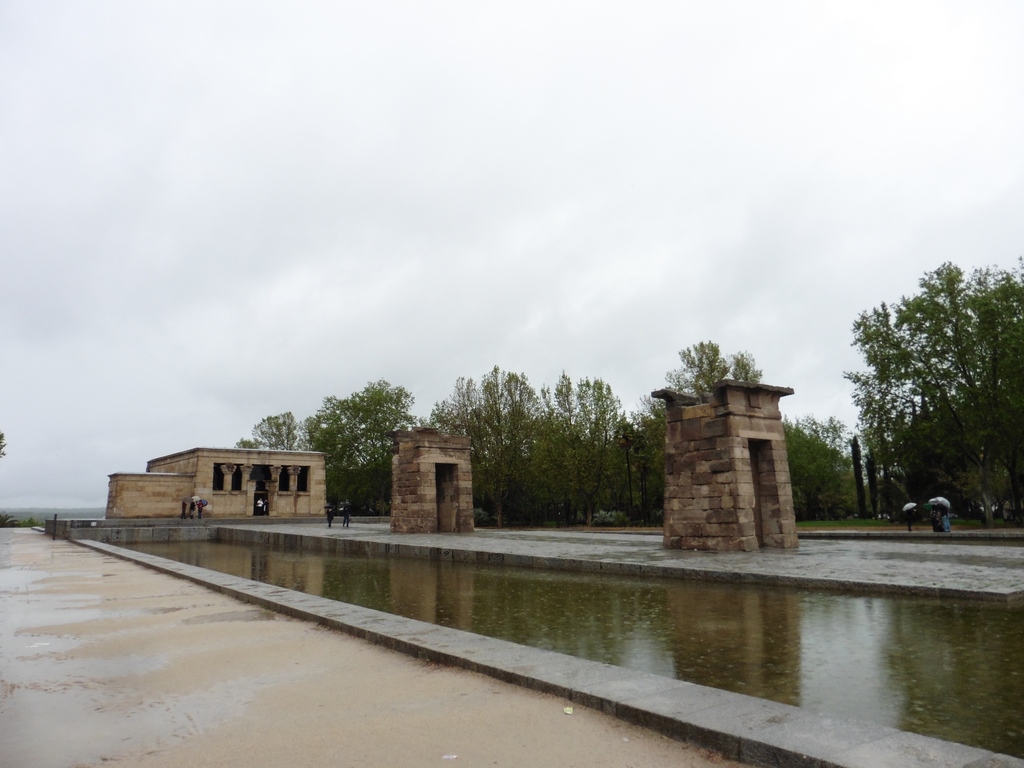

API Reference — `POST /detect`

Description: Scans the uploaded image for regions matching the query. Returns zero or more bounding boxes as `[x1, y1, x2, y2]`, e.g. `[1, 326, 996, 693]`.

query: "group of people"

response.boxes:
[180, 498, 208, 519]
[325, 501, 351, 528]
[905, 498, 952, 532]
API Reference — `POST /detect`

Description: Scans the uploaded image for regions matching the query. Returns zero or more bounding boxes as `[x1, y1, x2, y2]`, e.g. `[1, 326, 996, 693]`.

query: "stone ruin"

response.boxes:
[389, 427, 474, 534]
[652, 380, 798, 552]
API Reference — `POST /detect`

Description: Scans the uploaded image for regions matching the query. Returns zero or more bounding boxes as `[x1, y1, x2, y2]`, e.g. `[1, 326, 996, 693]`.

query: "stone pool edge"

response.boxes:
[77, 538, 1022, 768]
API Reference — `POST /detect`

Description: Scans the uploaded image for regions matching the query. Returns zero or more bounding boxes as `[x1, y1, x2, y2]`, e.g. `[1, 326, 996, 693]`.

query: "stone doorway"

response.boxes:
[253, 491, 269, 516]
[435, 463, 458, 532]
[749, 439, 767, 548]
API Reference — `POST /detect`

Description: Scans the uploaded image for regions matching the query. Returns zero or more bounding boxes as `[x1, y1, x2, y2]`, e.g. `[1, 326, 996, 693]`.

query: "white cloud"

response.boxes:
[2, 0, 1024, 505]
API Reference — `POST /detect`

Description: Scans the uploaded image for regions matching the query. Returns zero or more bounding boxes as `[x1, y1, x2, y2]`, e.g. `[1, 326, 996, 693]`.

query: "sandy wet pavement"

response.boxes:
[0, 530, 738, 768]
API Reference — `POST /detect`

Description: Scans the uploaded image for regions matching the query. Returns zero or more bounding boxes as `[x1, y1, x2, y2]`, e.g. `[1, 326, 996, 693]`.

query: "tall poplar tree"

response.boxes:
[851, 436, 868, 518]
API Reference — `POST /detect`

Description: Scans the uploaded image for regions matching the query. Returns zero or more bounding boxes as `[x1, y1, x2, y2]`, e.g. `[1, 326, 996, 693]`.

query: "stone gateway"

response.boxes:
[653, 380, 799, 552]
[389, 427, 474, 534]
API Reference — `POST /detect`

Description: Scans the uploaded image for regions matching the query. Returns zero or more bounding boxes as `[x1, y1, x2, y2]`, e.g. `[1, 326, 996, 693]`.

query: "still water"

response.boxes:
[129, 540, 1024, 757]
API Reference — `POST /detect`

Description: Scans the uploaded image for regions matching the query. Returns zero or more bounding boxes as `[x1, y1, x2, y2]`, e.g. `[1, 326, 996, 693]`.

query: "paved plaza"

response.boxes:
[19, 521, 1024, 767]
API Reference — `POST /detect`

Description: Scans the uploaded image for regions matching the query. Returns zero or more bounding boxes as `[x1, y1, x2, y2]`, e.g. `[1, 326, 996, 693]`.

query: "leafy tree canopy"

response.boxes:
[308, 380, 416, 513]
[236, 412, 309, 451]
[431, 366, 539, 527]
[535, 373, 622, 524]
[785, 416, 855, 521]
[666, 341, 763, 393]
[847, 261, 1024, 525]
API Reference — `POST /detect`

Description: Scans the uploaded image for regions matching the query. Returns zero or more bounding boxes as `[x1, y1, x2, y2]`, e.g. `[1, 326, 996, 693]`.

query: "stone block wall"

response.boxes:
[654, 380, 799, 552]
[390, 428, 474, 534]
[106, 472, 195, 519]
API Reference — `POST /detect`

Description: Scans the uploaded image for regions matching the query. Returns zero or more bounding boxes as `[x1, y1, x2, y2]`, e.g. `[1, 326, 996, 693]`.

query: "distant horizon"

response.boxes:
[1, 508, 105, 519]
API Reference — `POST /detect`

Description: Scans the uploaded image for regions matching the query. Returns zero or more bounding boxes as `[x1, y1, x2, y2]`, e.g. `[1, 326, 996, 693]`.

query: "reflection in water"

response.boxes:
[130, 540, 1024, 757]
[666, 586, 801, 705]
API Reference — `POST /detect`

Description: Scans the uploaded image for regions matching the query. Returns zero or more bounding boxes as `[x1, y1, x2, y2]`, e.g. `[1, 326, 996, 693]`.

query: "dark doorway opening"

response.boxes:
[748, 439, 771, 548]
[253, 491, 269, 516]
[435, 463, 458, 532]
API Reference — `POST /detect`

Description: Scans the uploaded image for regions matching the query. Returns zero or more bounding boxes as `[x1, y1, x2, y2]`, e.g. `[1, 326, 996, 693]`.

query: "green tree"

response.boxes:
[865, 451, 880, 516]
[536, 373, 623, 525]
[784, 416, 856, 521]
[0, 429, 5, 460]
[666, 341, 763, 393]
[851, 435, 868, 518]
[431, 367, 539, 528]
[623, 396, 666, 524]
[848, 262, 1024, 526]
[307, 380, 416, 513]
[236, 412, 309, 451]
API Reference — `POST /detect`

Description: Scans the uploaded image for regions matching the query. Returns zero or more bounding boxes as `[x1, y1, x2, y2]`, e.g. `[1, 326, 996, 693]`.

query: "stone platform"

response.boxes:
[79, 529, 1024, 768]
[206, 523, 1024, 603]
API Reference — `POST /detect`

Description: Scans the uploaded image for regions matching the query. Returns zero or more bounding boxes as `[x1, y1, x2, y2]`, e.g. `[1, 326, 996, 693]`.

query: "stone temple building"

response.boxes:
[653, 380, 799, 552]
[106, 447, 327, 519]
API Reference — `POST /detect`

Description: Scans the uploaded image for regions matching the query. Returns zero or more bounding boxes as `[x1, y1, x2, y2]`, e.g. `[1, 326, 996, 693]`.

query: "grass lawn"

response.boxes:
[797, 517, 1018, 530]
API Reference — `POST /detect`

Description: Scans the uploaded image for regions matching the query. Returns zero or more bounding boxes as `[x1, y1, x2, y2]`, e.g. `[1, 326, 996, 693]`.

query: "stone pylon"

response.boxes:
[653, 380, 798, 552]
[389, 427, 474, 534]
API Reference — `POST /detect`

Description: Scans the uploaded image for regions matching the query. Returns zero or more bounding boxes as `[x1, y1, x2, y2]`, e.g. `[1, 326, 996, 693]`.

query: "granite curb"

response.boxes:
[76, 538, 1024, 768]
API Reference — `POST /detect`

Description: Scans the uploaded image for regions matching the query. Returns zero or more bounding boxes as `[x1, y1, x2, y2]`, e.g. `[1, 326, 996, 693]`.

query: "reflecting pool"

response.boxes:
[128, 540, 1024, 757]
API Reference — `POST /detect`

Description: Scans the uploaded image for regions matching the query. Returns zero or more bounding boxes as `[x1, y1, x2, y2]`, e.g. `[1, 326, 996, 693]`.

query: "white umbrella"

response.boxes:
[903, 502, 917, 512]
[929, 497, 951, 509]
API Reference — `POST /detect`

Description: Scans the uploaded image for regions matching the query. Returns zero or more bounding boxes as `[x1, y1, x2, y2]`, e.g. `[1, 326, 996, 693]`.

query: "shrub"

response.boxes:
[473, 507, 495, 527]
[591, 510, 630, 527]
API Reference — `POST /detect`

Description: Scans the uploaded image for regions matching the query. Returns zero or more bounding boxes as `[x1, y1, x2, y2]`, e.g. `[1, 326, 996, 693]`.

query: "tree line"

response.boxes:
[238, 260, 1024, 530]
[235, 341, 862, 525]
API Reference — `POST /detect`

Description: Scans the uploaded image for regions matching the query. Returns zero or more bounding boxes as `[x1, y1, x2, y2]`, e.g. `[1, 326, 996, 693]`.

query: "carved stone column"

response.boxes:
[221, 464, 236, 494]
[269, 465, 282, 515]
[288, 465, 303, 516]
[242, 464, 253, 515]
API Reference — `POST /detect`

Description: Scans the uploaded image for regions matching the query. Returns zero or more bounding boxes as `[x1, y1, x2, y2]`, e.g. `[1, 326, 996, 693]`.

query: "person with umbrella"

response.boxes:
[931, 497, 952, 532]
[903, 502, 917, 532]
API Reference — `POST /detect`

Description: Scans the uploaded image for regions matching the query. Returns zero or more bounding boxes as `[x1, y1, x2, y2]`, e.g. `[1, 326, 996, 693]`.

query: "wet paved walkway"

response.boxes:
[1, 531, 736, 768]
[35, 522, 1024, 765]
[218, 523, 1024, 602]
[77, 528, 1024, 768]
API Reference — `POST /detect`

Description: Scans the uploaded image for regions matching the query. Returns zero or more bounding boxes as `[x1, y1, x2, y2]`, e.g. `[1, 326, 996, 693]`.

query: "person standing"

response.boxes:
[342, 501, 351, 528]
[326, 504, 336, 528]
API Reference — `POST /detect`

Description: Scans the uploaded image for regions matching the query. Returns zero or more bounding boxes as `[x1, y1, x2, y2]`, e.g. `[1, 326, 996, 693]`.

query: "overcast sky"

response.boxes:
[3, 1, 1023, 507]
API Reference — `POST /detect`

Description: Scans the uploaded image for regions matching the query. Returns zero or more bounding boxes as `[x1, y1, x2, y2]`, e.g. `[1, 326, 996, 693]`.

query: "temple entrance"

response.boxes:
[435, 463, 458, 532]
[749, 440, 767, 548]
[253, 490, 269, 516]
